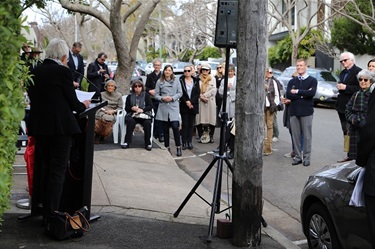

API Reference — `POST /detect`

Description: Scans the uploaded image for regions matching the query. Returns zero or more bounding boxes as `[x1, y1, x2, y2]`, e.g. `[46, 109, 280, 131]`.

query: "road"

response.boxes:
[170, 105, 343, 248]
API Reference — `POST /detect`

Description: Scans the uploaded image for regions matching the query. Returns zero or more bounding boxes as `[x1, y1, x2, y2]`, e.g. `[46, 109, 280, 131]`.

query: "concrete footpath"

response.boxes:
[3, 135, 300, 248]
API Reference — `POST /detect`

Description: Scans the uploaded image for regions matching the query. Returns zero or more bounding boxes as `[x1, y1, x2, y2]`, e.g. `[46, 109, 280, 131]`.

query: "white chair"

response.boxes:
[120, 102, 154, 147]
[113, 95, 127, 144]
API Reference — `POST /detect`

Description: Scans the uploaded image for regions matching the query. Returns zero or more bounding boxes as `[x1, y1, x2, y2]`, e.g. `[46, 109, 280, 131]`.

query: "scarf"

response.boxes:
[130, 91, 146, 109]
[200, 74, 212, 94]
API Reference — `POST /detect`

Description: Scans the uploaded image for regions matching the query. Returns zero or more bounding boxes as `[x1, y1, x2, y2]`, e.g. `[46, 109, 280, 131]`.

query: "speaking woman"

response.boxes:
[27, 38, 90, 222]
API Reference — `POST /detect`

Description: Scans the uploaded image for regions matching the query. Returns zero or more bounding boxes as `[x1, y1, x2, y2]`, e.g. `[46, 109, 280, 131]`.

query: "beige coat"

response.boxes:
[196, 77, 217, 125]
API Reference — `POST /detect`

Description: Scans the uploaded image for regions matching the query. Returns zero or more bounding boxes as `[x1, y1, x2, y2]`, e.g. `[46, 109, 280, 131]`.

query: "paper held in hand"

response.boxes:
[75, 89, 95, 102]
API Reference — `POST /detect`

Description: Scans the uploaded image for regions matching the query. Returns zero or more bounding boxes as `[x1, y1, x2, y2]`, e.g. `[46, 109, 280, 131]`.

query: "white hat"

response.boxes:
[201, 63, 211, 70]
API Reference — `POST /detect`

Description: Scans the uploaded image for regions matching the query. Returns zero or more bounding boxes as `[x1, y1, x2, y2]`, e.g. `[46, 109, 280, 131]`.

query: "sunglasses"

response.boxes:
[201, 68, 209, 71]
[184, 70, 191, 73]
[217, 67, 222, 69]
[268, 71, 273, 74]
[134, 85, 142, 88]
[359, 78, 370, 82]
[340, 58, 349, 63]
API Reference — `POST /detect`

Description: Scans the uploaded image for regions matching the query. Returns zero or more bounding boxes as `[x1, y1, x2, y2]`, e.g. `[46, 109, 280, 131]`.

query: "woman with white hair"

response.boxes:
[345, 69, 375, 159]
[95, 79, 122, 143]
[27, 38, 91, 224]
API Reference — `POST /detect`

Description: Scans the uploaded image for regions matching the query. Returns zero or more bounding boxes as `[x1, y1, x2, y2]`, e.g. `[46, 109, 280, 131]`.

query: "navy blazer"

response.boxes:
[336, 64, 362, 113]
[67, 51, 85, 85]
[27, 59, 87, 136]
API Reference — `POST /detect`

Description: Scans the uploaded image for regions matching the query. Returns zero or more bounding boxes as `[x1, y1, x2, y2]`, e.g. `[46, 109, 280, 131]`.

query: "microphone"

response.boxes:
[68, 68, 102, 103]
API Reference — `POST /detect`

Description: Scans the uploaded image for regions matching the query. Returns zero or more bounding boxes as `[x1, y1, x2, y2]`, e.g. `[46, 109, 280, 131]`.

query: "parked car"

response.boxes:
[110, 68, 143, 84]
[172, 61, 191, 75]
[277, 66, 339, 106]
[272, 68, 282, 78]
[136, 60, 147, 76]
[300, 162, 371, 249]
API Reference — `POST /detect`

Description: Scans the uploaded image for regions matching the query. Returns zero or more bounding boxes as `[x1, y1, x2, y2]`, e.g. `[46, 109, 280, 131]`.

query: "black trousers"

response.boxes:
[152, 100, 163, 138]
[35, 135, 72, 216]
[125, 115, 152, 146]
[365, 194, 375, 249]
[162, 120, 181, 148]
[181, 113, 196, 143]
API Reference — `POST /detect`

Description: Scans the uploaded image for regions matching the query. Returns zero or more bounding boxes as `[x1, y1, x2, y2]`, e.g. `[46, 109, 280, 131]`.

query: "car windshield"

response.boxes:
[280, 68, 339, 82]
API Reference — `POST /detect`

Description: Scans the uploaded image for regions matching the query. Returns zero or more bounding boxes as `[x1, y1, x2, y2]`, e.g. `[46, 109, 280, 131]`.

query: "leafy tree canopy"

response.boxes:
[197, 46, 221, 61]
[268, 27, 323, 67]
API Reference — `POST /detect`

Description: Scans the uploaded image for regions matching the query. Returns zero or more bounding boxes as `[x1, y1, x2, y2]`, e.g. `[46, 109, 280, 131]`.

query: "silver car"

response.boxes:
[277, 66, 339, 106]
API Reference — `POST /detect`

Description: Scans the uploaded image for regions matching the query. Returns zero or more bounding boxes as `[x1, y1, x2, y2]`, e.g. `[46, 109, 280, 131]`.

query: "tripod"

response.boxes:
[173, 48, 233, 243]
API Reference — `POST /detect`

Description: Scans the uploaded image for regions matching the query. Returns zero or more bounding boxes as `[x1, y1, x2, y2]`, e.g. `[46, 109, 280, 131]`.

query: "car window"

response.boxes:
[280, 68, 296, 77]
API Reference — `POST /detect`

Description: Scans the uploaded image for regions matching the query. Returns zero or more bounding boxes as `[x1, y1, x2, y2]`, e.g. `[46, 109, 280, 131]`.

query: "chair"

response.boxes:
[113, 95, 127, 144]
[120, 100, 154, 147]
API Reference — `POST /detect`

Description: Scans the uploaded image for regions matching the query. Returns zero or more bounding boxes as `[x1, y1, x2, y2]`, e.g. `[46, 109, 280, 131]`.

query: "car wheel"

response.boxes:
[305, 202, 340, 249]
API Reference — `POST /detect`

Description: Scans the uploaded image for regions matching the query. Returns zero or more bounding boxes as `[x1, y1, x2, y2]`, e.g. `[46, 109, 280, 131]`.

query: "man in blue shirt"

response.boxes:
[286, 59, 317, 166]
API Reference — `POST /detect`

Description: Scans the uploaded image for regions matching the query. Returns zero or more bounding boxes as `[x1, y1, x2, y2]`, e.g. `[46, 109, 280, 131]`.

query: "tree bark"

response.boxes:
[232, 0, 267, 247]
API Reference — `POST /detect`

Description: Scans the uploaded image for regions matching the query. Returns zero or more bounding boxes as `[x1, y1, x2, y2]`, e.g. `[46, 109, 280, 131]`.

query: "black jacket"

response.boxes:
[27, 59, 86, 136]
[336, 64, 362, 113]
[179, 75, 200, 115]
[145, 71, 161, 95]
[67, 51, 85, 85]
[87, 59, 109, 96]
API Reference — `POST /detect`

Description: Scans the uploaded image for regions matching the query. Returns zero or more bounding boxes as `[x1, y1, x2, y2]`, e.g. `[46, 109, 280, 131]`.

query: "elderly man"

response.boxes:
[286, 59, 317, 166]
[336, 52, 362, 162]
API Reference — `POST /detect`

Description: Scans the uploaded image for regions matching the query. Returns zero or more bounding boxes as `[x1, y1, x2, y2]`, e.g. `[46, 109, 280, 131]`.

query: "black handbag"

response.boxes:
[45, 206, 90, 240]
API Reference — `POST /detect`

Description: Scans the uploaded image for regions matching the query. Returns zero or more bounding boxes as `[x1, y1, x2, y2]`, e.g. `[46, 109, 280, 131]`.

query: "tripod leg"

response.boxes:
[207, 158, 224, 243]
[174, 157, 219, 218]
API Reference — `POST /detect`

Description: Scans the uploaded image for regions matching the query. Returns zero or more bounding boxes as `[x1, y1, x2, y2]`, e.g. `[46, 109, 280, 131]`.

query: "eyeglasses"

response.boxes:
[134, 85, 142, 88]
[340, 58, 349, 63]
[217, 67, 222, 69]
[154, 64, 161, 67]
[184, 70, 191, 73]
[268, 72, 273, 74]
[359, 78, 370, 82]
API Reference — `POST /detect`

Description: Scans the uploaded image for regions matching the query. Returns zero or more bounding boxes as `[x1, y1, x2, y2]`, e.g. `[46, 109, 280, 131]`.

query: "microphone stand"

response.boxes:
[69, 68, 103, 103]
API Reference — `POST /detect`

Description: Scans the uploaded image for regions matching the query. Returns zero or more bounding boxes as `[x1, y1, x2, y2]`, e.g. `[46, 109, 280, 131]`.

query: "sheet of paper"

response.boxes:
[75, 89, 95, 102]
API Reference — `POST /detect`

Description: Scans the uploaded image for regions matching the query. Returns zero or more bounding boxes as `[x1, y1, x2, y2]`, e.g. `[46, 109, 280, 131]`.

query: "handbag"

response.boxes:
[45, 206, 90, 240]
[131, 111, 152, 119]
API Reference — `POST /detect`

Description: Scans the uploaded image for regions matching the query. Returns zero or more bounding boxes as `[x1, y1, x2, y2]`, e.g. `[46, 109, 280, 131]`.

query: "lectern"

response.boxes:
[30, 101, 107, 221]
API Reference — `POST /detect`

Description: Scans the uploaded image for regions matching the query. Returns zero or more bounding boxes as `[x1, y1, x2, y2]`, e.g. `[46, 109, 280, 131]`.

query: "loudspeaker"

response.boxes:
[214, 0, 238, 48]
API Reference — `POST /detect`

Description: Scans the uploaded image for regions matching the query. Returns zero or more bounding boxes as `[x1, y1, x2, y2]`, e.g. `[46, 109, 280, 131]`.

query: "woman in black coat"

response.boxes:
[179, 65, 200, 150]
[27, 38, 90, 220]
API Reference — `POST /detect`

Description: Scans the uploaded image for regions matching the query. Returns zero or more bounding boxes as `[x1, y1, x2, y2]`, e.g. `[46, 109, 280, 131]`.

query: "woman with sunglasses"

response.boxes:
[179, 66, 200, 150]
[345, 69, 375, 160]
[122, 80, 153, 150]
[155, 65, 183, 156]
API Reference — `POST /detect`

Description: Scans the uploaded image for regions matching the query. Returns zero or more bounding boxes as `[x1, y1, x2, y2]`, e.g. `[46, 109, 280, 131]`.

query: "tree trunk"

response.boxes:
[232, 0, 267, 247]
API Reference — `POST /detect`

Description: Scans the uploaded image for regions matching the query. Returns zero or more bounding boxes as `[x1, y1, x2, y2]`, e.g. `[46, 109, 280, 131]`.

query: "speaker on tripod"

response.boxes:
[173, 0, 239, 243]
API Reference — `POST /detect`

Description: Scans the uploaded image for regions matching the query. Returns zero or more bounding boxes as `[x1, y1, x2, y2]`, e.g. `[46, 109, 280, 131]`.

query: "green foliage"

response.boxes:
[268, 28, 323, 67]
[0, 1, 26, 223]
[197, 46, 221, 61]
[146, 47, 169, 62]
[331, 17, 375, 55]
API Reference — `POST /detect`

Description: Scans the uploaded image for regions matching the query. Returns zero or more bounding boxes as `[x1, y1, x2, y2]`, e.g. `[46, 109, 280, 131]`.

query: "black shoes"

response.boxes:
[121, 143, 129, 149]
[159, 136, 164, 143]
[182, 143, 187, 150]
[145, 145, 152, 151]
[228, 150, 234, 159]
[177, 147, 182, 157]
[303, 161, 310, 167]
[187, 142, 193, 150]
[292, 160, 302, 166]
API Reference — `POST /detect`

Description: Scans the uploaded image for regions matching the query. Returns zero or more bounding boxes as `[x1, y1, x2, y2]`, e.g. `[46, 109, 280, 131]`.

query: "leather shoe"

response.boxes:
[228, 150, 234, 159]
[177, 147, 182, 157]
[337, 157, 352, 163]
[292, 160, 302, 166]
[303, 161, 310, 166]
[182, 143, 187, 150]
[159, 136, 164, 142]
[121, 143, 129, 149]
[188, 142, 193, 150]
[145, 145, 152, 151]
